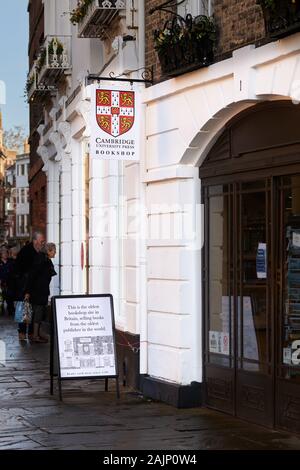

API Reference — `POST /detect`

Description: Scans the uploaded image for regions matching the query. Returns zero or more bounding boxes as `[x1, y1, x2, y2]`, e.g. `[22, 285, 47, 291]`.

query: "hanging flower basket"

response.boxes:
[257, 0, 300, 38]
[154, 14, 217, 78]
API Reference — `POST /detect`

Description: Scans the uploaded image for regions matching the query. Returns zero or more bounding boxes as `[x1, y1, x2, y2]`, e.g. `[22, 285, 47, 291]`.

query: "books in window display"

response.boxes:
[287, 272, 300, 287]
[288, 288, 300, 302]
[286, 302, 300, 316]
[288, 257, 300, 271]
[285, 312, 300, 328]
[287, 227, 300, 255]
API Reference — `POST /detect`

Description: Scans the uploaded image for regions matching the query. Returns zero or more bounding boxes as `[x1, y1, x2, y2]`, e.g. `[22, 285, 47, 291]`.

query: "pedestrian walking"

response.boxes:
[6, 246, 19, 317]
[14, 231, 45, 341]
[0, 247, 15, 316]
[25, 242, 57, 343]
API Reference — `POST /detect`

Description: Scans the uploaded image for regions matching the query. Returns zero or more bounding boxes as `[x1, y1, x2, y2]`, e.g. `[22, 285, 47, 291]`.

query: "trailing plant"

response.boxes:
[257, 0, 298, 10]
[153, 14, 216, 55]
[36, 38, 64, 72]
[257, 0, 300, 38]
[153, 12, 217, 76]
[48, 38, 64, 56]
[257, 0, 276, 9]
[70, 0, 94, 25]
[26, 75, 34, 93]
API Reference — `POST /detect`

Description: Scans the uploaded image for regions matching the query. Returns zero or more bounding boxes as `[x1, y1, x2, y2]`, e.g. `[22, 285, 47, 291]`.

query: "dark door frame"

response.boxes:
[202, 170, 300, 432]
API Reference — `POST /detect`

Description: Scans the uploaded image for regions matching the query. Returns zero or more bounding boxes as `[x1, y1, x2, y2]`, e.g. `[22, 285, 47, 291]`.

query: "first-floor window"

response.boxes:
[17, 214, 28, 236]
[178, 0, 214, 18]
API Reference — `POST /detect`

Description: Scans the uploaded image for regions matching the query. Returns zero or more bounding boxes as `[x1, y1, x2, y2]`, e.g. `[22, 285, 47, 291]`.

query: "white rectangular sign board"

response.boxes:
[53, 295, 117, 379]
[90, 83, 140, 161]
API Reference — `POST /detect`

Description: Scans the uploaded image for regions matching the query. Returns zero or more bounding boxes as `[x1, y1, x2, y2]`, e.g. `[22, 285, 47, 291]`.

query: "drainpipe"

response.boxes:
[137, 0, 148, 375]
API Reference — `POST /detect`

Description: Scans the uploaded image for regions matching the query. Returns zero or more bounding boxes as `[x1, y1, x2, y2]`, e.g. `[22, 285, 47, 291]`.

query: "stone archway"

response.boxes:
[199, 99, 300, 432]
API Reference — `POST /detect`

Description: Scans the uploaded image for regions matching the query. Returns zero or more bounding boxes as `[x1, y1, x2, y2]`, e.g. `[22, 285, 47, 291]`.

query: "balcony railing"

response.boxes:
[36, 35, 72, 85]
[70, 0, 126, 39]
[26, 67, 38, 101]
[26, 63, 58, 102]
[258, 0, 300, 39]
[153, 14, 216, 78]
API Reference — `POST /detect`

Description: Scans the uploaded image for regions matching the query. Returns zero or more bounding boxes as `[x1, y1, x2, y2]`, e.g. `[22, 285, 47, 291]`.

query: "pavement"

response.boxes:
[1, 317, 300, 451]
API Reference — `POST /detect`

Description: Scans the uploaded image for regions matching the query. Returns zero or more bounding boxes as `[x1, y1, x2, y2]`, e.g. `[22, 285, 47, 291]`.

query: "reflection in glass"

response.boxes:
[282, 176, 300, 381]
[239, 188, 268, 372]
[208, 188, 232, 367]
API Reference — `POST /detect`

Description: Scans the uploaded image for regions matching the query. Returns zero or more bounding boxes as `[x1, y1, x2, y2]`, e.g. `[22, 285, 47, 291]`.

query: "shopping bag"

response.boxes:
[14, 301, 33, 324]
[23, 301, 33, 324]
[14, 301, 24, 323]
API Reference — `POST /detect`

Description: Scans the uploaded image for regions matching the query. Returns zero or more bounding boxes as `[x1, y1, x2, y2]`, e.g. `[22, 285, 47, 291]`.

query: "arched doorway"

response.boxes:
[200, 101, 300, 433]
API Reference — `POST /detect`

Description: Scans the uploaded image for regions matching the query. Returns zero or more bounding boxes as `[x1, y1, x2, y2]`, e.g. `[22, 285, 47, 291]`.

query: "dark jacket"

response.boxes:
[14, 243, 42, 301]
[0, 258, 16, 297]
[25, 253, 57, 305]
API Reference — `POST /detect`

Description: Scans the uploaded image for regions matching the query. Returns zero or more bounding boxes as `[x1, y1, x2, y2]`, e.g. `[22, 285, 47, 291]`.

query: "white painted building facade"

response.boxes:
[32, 1, 300, 407]
[15, 152, 30, 239]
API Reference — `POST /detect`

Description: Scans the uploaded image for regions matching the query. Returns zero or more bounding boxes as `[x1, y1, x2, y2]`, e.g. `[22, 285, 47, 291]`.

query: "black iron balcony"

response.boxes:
[153, 14, 216, 78]
[70, 0, 126, 39]
[257, 0, 300, 39]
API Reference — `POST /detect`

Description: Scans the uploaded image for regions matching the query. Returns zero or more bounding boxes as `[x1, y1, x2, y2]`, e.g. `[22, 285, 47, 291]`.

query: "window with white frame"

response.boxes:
[21, 188, 25, 204]
[178, 0, 214, 18]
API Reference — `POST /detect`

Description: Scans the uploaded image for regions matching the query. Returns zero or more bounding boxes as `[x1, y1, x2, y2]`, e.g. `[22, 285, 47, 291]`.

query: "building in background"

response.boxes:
[27, 0, 300, 434]
[15, 143, 30, 243]
[4, 141, 30, 246]
[4, 162, 16, 243]
[0, 111, 17, 243]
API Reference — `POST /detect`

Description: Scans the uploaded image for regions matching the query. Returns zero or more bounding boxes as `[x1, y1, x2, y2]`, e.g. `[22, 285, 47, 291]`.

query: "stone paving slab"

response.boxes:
[2, 318, 300, 450]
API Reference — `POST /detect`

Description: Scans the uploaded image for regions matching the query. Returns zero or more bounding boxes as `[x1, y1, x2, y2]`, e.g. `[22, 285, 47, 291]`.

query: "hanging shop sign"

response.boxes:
[90, 83, 140, 161]
[50, 294, 119, 400]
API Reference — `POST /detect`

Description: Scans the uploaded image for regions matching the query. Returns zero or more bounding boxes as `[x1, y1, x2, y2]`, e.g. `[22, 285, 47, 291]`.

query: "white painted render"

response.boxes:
[36, 1, 300, 387]
[142, 33, 300, 385]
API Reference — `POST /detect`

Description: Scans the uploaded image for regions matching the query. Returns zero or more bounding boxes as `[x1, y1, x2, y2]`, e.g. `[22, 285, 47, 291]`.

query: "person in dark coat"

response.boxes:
[25, 243, 57, 343]
[0, 247, 16, 316]
[14, 231, 45, 340]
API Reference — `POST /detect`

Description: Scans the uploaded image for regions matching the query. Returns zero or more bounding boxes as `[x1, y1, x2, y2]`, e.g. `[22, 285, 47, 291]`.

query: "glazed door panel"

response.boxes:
[204, 184, 235, 413]
[235, 181, 273, 426]
[276, 176, 300, 433]
[204, 179, 274, 426]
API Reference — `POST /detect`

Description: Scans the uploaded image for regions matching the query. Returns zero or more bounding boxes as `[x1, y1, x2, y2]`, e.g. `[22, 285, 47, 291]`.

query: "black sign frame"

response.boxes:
[50, 294, 120, 401]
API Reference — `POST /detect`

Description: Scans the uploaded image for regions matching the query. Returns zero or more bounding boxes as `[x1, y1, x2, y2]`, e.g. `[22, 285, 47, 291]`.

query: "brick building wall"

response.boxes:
[214, 0, 265, 55]
[29, 170, 47, 234]
[28, 0, 44, 66]
[28, 0, 47, 235]
[145, 0, 168, 85]
[145, 0, 266, 83]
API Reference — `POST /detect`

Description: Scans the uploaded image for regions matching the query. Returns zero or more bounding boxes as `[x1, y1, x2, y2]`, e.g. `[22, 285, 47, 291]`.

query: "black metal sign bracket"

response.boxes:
[86, 67, 153, 86]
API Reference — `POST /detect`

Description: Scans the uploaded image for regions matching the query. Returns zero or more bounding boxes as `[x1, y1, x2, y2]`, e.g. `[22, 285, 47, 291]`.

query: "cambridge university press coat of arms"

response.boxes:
[96, 89, 135, 137]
